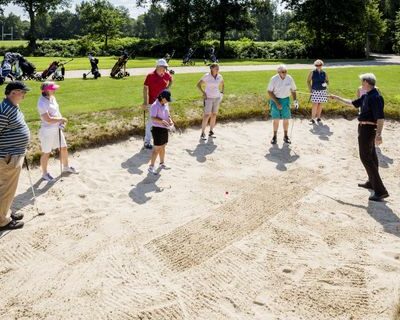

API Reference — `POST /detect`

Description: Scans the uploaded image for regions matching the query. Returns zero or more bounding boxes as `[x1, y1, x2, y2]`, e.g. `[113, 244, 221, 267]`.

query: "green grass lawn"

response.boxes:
[14, 66, 400, 161]
[17, 56, 371, 71]
[0, 40, 28, 47]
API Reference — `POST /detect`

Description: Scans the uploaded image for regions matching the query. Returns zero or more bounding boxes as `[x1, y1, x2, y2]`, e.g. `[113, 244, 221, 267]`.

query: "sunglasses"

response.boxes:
[315, 64, 322, 67]
[279, 71, 287, 74]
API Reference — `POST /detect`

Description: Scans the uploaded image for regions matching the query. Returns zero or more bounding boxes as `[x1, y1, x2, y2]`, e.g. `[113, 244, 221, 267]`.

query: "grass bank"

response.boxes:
[18, 66, 399, 163]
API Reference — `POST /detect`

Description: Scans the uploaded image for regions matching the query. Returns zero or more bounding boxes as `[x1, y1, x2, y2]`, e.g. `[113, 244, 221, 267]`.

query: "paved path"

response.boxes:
[64, 53, 400, 79]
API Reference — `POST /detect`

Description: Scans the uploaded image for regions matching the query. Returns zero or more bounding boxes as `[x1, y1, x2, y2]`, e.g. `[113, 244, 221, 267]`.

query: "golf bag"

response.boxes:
[41, 59, 73, 81]
[110, 50, 133, 78]
[83, 54, 101, 79]
[163, 49, 175, 63]
[0, 52, 22, 85]
[17, 55, 41, 81]
[182, 48, 195, 66]
[204, 46, 218, 65]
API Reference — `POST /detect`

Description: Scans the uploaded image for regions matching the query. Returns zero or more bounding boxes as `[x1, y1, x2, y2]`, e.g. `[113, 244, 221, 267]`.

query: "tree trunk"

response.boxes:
[27, 3, 37, 51]
[218, 0, 227, 55]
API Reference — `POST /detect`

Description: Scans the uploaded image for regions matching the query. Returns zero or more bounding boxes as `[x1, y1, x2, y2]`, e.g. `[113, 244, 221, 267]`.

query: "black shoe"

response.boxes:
[200, 133, 207, 141]
[316, 118, 322, 124]
[11, 212, 24, 221]
[209, 130, 216, 138]
[283, 136, 291, 144]
[0, 220, 24, 231]
[144, 143, 153, 150]
[369, 193, 389, 202]
[358, 182, 372, 190]
[271, 136, 277, 145]
[309, 119, 315, 125]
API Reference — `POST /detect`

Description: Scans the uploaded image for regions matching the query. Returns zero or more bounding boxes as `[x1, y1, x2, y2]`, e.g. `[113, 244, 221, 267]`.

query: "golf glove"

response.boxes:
[294, 100, 299, 110]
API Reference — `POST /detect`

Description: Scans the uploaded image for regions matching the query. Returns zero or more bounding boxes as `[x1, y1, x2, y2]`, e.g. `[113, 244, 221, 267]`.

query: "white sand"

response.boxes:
[0, 118, 399, 319]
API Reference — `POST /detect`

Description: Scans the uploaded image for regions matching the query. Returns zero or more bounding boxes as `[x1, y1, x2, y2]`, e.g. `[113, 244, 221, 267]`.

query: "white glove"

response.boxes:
[294, 100, 299, 110]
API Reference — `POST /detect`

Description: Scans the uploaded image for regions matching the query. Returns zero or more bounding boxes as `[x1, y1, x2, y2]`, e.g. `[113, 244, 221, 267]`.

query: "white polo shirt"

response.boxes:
[37, 96, 61, 129]
[201, 73, 224, 99]
[267, 74, 297, 99]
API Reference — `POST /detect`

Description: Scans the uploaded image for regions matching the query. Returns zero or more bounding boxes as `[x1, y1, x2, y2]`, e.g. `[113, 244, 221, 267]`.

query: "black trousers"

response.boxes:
[358, 124, 387, 195]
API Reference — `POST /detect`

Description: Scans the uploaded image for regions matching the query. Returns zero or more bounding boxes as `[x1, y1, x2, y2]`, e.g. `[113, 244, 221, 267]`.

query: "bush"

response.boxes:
[0, 37, 308, 59]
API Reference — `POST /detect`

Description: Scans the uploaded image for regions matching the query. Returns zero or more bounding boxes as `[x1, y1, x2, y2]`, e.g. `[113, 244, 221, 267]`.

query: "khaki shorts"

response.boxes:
[204, 97, 222, 114]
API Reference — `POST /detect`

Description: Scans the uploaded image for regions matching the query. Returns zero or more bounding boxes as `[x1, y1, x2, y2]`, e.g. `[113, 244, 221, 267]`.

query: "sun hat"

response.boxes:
[41, 82, 60, 92]
[156, 59, 169, 68]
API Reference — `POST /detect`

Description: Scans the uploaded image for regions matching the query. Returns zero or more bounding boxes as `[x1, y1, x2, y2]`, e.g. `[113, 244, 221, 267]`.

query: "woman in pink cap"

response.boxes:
[37, 81, 77, 181]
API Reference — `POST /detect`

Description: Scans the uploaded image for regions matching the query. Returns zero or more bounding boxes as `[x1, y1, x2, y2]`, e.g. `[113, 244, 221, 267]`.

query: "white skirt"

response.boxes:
[39, 127, 67, 153]
[311, 89, 328, 103]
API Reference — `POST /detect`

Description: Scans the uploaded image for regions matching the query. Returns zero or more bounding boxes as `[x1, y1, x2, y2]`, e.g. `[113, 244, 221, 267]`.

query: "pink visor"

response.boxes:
[42, 84, 60, 92]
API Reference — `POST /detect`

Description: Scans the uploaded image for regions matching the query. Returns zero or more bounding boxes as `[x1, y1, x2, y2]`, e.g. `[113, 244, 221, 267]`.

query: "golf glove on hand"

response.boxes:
[294, 100, 299, 110]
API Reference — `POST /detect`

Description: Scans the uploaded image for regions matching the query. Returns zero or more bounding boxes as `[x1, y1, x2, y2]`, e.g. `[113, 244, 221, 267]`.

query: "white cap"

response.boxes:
[156, 59, 169, 67]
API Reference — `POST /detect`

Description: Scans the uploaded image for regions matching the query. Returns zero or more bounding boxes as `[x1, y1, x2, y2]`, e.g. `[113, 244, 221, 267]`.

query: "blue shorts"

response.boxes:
[270, 97, 291, 119]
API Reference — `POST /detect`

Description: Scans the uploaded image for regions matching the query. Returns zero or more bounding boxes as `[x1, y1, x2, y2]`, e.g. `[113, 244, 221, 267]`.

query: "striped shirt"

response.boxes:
[0, 98, 30, 158]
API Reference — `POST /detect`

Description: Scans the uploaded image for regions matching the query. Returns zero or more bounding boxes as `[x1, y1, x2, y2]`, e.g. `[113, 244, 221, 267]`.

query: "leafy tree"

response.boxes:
[7, 0, 68, 49]
[282, 0, 368, 57]
[393, 9, 400, 52]
[48, 10, 81, 39]
[208, 0, 255, 53]
[77, 0, 126, 47]
[0, 13, 29, 40]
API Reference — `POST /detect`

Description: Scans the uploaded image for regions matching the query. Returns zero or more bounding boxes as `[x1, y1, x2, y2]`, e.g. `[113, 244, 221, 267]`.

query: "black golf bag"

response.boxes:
[204, 47, 219, 65]
[83, 54, 101, 79]
[41, 59, 73, 81]
[163, 49, 175, 63]
[17, 55, 40, 81]
[110, 50, 133, 78]
[182, 48, 195, 66]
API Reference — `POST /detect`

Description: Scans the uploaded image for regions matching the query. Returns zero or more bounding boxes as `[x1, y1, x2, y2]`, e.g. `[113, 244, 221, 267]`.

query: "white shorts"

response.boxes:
[204, 97, 222, 114]
[39, 127, 67, 153]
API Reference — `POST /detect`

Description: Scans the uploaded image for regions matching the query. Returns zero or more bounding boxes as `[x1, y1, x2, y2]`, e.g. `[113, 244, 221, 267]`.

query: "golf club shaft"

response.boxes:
[24, 157, 41, 216]
[59, 128, 62, 180]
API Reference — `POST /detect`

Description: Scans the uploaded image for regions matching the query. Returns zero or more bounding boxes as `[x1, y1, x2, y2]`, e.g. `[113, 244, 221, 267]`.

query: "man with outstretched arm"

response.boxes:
[142, 59, 173, 150]
[267, 64, 298, 145]
[330, 73, 389, 202]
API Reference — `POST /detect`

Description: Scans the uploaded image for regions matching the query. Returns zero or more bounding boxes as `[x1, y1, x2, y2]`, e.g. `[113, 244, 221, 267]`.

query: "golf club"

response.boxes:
[24, 157, 45, 216]
[59, 127, 63, 181]
[143, 110, 146, 141]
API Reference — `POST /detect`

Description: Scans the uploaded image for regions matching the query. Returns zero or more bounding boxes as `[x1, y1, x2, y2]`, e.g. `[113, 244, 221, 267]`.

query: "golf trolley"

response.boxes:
[0, 52, 24, 85]
[204, 46, 219, 65]
[41, 59, 73, 81]
[163, 49, 175, 63]
[83, 54, 101, 79]
[182, 47, 196, 66]
[110, 50, 134, 78]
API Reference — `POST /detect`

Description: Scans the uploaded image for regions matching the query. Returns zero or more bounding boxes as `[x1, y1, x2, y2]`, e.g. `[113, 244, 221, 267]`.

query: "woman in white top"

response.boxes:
[196, 63, 224, 140]
[37, 82, 77, 181]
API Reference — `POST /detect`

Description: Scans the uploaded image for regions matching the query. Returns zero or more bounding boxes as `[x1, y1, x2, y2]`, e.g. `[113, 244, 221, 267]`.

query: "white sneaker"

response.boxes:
[63, 166, 78, 174]
[159, 163, 170, 170]
[148, 166, 158, 175]
[42, 172, 55, 182]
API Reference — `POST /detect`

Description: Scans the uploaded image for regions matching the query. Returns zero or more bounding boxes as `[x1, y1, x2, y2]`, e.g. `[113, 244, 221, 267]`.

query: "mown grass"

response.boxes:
[17, 66, 399, 162]
[0, 40, 28, 47]
[13, 56, 372, 71]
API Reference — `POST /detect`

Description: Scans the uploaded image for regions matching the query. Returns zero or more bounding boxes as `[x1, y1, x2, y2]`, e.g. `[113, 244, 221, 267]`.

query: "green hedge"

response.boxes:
[0, 37, 308, 59]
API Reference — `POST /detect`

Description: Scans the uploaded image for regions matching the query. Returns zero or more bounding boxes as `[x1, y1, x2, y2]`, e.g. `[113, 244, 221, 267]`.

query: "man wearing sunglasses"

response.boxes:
[267, 64, 298, 144]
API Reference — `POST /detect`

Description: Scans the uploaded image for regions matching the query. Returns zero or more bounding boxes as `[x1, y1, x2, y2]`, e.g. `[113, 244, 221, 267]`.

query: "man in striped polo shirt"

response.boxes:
[0, 81, 31, 231]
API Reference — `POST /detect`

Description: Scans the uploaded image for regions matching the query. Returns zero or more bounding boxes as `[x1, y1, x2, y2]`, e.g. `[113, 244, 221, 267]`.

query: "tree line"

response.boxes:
[1, 0, 400, 58]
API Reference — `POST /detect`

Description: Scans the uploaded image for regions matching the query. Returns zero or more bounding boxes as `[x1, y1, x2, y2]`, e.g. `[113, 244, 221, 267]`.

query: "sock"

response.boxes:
[273, 131, 277, 138]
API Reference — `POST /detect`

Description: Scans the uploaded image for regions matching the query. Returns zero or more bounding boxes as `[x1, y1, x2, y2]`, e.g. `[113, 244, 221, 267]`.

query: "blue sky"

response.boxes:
[3, 1, 148, 19]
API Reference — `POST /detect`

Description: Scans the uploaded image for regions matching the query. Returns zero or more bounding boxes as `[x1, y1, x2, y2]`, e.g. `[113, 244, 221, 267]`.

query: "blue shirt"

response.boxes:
[311, 70, 327, 90]
[0, 98, 30, 158]
[352, 88, 384, 123]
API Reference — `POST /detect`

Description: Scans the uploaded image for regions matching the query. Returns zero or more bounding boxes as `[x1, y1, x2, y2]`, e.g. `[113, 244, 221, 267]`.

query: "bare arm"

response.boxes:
[143, 85, 149, 105]
[307, 72, 312, 92]
[197, 80, 207, 99]
[220, 80, 224, 93]
[291, 90, 297, 101]
[167, 78, 173, 89]
[40, 112, 66, 124]
[330, 95, 353, 106]
[268, 91, 281, 109]
[325, 72, 329, 85]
